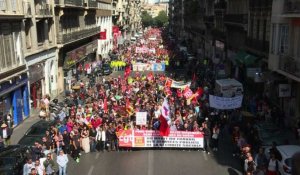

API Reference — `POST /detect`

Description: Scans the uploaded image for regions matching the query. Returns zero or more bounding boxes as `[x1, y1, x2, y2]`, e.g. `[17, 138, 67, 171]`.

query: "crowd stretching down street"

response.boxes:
[1, 27, 299, 175]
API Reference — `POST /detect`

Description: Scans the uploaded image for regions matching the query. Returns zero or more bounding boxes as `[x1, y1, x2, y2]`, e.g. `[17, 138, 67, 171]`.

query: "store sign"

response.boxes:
[118, 130, 204, 148]
[0, 74, 28, 97]
[278, 84, 291, 97]
[64, 40, 97, 68]
[100, 30, 107, 40]
[29, 64, 44, 83]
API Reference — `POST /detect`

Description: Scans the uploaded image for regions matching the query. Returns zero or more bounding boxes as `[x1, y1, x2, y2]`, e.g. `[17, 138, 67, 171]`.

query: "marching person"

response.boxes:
[96, 126, 106, 152]
[211, 124, 220, 151]
[23, 158, 35, 175]
[43, 153, 57, 175]
[57, 150, 69, 175]
[202, 122, 211, 154]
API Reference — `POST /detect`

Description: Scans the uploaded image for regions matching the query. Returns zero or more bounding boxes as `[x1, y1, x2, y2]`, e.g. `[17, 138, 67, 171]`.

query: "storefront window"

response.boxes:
[0, 96, 12, 118]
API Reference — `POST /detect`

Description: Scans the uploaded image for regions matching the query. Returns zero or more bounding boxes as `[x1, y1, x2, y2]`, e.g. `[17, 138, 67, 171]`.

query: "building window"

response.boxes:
[48, 19, 53, 43]
[36, 20, 45, 45]
[271, 24, 276, 53]
[0, 23, 15, 70]
[11, 0, 17, 12]
[12, 23, 21, 65]
[250, 18, 254, 38]
[256, 19, 260, 40]
[296, 26, 300, 58]
[25, 20, 32, 49]
[0, 0, 6, 10]
[278, 24, 289, 54]
[263, 19, 267, 41]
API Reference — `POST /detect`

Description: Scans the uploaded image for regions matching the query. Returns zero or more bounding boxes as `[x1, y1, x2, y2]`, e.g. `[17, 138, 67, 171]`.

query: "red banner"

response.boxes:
[100, 30, 107, 40]
[118, 130, 204, 148]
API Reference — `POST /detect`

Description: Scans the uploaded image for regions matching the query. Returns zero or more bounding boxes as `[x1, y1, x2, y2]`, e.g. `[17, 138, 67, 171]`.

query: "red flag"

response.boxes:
[147, 72, 154, 81]
[196, 87, 204, 98]
[159, 115, 170, 136]
[164, 87, 172, 96]
[183, 86, 193, 99]
[103, 98, 108, 113]
[177, 89, 183, 98]
[124, 66, 131, 78]
[165, 78, 172, 87]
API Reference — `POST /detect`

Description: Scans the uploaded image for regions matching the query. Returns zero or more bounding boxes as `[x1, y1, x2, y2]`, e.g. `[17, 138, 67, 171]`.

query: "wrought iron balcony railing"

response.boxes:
[57, 26, 99, 44]
[279, 55, 300, 77]
[283, 0, 300, 14]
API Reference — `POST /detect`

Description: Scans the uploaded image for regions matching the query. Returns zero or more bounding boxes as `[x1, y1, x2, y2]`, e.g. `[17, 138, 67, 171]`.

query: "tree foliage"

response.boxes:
[154, 11, 168, 27]
[141, 11, 154, 27]
[141, 10, 168, 27]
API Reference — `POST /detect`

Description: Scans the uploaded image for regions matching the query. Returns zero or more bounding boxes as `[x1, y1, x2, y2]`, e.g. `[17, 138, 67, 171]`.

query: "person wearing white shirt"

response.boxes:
[34, 159, 44, 175]
[96, 127, 106, 152]
[56, 150, 69, 175]
[23, 158, 34, 175]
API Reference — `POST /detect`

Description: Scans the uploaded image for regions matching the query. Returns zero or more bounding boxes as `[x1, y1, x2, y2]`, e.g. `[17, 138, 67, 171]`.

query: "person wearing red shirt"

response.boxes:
[91, 116, 102, 129]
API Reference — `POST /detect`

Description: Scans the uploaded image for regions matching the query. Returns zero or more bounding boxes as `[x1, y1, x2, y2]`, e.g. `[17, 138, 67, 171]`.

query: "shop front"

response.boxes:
[63, 40, 97, 91]
[28, 63, 45, 109]
[25, 48, 57, 99]
[0, 73, 30, 126]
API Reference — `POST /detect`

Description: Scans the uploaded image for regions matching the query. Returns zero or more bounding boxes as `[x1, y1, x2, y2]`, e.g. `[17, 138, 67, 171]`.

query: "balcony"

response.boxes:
[245, 37, 269, 54]
[35, 4, 53, 17]
[283, 0, 300, 14]
[88, 0, 97, 8]
[224, 14, 247, 26]
[57, 26, 99, 45]
[279, 55, 300, 78]
[214, 1, 227, 10]
[55, 0, 84, 7]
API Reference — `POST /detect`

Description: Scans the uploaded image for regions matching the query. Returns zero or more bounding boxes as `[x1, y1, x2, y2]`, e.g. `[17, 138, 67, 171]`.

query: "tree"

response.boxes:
[154, 10, 168, 27]
[141, 11, 154, 27]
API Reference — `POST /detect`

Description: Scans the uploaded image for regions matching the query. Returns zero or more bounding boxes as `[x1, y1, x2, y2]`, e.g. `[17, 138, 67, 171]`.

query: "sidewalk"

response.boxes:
[10, 93, 67, 145]
[10, 74, 102, 145]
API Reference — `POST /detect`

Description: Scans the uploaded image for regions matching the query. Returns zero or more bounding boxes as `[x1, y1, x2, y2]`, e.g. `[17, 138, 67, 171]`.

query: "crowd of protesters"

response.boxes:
[19, 27, 300, 175]
[20, 28, 219, 175]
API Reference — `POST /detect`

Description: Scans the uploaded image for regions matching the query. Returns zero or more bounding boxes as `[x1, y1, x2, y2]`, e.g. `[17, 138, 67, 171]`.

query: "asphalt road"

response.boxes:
[66, 125, 243, 175]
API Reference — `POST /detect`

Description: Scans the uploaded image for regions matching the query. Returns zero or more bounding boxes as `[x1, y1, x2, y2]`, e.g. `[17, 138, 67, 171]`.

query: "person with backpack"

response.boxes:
[266, 152, 280, 175]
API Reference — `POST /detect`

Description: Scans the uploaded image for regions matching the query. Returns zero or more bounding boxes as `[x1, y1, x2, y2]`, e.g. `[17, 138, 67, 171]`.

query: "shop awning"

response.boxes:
[234, 51, 258, 66]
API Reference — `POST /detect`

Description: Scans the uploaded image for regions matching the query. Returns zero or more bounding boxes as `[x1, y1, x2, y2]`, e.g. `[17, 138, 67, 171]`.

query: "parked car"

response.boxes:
[265, 145, 300, 175]
[18, 120, 55, 146]
[102, 63, 112, 75]
[0, 145, 31, 175]
[254, 122, 287, 146]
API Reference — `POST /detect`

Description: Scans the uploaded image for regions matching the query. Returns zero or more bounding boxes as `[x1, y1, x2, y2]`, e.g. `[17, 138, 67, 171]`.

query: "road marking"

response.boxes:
[147, 150, 154, 175]
[202, 151, 208, 161]
[95, 152, 100, 160]
[88, 165, 94, 175]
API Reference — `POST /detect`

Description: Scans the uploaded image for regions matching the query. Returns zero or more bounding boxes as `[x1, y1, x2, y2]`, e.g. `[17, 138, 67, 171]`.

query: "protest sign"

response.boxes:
[209, 95, 243, 109]
[136, 112, 147, 125]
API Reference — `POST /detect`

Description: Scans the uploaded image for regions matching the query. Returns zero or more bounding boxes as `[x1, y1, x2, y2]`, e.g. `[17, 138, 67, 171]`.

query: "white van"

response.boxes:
[215, 79, 243, 97]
